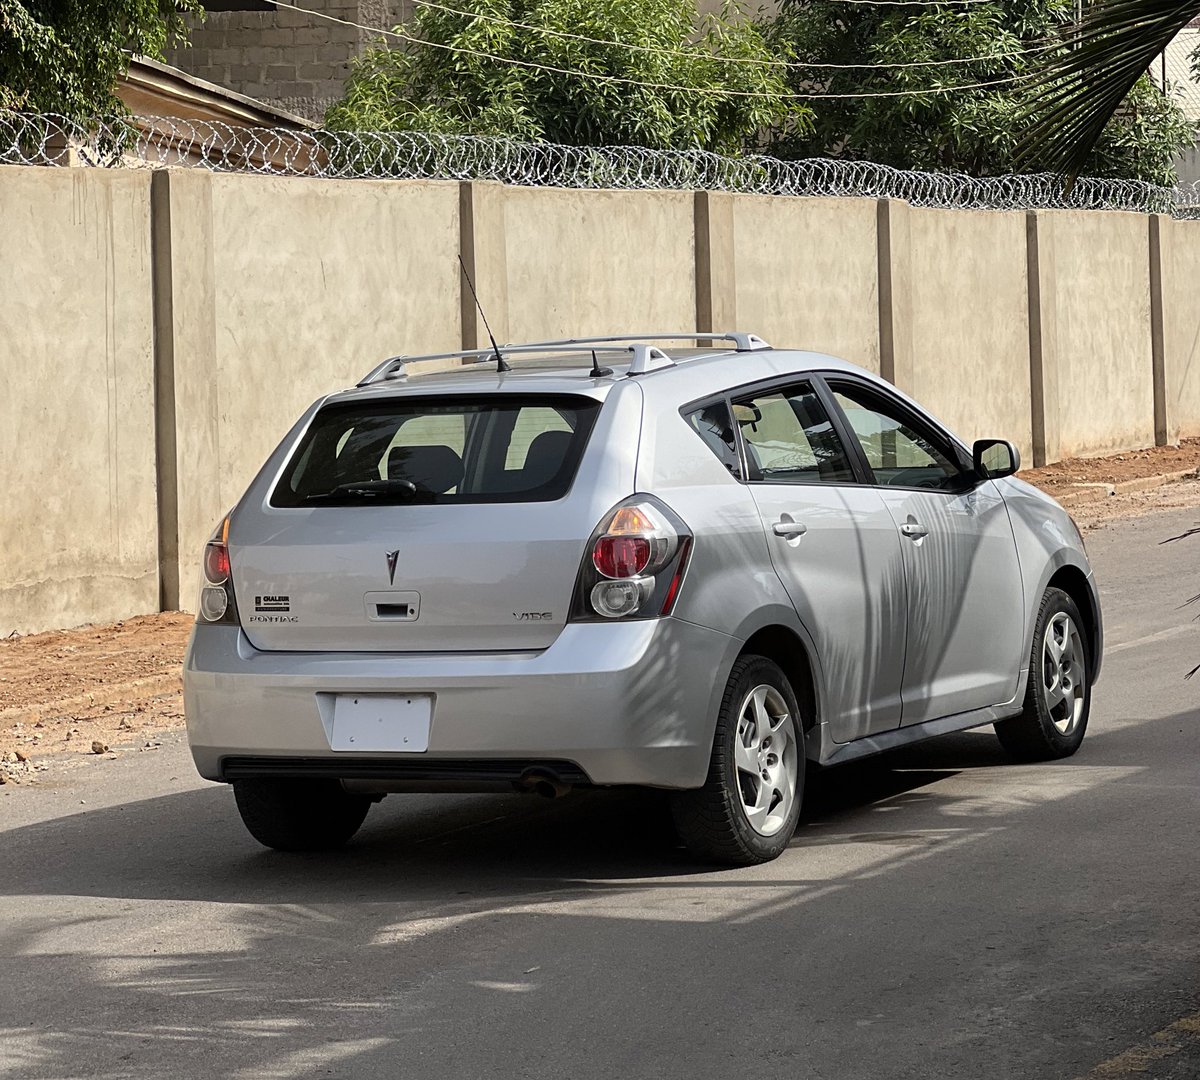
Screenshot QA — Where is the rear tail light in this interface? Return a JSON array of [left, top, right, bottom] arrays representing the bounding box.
[[198, 514, 239, 625], [571, 497, 693, 622]]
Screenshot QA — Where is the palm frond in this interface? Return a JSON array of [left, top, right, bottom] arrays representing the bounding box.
[[1017, 0, 1200, 179], [1161, 524, 1200, 543]]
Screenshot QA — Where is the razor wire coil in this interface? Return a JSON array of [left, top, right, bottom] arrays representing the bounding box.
[[3, 112, 1199, 218]]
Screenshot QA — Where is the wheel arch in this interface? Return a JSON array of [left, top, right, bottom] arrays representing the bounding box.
[[739, 624, 819, 737], [1046, 563, 1102, 682]]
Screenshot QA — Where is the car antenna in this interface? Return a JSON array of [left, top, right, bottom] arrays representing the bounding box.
[[589, 349, 612, 378], [458, 254, 510, 373]]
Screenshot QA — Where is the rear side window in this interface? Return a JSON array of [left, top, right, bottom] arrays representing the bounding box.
[[732, 383, 857, 484], [684, 402, 741, 479], [273, 395, 600, 506]]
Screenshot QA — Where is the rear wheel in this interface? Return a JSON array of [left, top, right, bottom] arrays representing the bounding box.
[[671, 655, 804, 866], [232, 778, 372, 852], [994, 587, 1091, 762]]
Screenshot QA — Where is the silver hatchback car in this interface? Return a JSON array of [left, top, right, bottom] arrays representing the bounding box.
[[183, 332, 1102, 865]]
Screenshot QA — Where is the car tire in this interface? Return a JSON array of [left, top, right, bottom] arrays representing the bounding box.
[[671, 655, 805, 866], [994, 587, 1091, 762], [232, 778, 372, 852]]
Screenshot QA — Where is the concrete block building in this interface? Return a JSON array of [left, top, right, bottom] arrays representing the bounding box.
[[162, 1, 416, 123]]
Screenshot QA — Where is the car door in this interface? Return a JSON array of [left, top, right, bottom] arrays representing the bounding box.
[[729, 380, 909, 743], [824, 377, 1025, 725]]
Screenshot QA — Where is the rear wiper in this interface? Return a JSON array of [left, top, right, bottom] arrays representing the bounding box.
[[306, 478, 418, 502]]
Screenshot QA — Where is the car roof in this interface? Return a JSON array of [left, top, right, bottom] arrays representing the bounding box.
[[327, 346, 875, 406]]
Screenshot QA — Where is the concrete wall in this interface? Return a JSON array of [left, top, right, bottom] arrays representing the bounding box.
[[1038, 210, 1155, 458], [493, 186, 697, 344], [731, 195, 880, 371], [0, 167, 158, 636], [901, 205, 1033, 460], [2, 163, 1194, 634], [1160, 216, 1200, 438]]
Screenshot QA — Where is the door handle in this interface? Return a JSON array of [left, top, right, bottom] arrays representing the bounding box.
[[899, 521, 929, 540], [772, 520, 808, 538]]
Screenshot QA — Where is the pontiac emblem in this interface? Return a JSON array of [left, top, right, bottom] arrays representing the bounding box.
[[385, 549, 400, 585]]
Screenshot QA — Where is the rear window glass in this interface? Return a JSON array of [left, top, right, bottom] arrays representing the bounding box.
[[273, 395, 601, 506]]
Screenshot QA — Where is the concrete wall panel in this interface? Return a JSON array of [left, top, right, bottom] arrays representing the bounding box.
[[903, 207, 1032, 458], [498, 187, 696, 342], [1040, 210, 1154, 457], [732, 195, 879, 371], [1160, 216, 1200, 438], [0, 167, 158, 636]]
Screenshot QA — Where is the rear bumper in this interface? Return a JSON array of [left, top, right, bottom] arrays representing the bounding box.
[[183, 617, 735, 789]]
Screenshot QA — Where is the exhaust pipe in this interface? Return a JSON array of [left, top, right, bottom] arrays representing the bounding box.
[[516, 770, 571, 799]]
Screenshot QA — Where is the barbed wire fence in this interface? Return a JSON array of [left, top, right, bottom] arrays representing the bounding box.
[[4, 111, 1200, 218]]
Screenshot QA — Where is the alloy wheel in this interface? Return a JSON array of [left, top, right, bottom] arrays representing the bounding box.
[[733, 684, 798, 837], [1042, 612, 1086, 735]]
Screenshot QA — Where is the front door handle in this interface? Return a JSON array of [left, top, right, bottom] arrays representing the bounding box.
[[900, 521, 929, 540], [772, 520, 808, 538]]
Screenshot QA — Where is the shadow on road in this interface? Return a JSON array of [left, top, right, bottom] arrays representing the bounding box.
[[0, 732, 1004, 907], [2, 723, 1198, 1080]]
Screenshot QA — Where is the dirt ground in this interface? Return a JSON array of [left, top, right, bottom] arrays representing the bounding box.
[[4, 441, 1200, 786], [0, 614, 193, 784], [1020, 437, 1200, 500]]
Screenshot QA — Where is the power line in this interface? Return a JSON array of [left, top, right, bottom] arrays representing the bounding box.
[[406, 0, 1056, 72], [266, 0, 1033, 100], [825, 0, 995, 5]]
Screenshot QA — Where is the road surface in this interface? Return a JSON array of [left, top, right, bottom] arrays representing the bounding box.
[[2, 503, 1199, 1079]]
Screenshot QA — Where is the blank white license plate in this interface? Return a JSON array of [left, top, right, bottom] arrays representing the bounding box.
[[330, 694, 432, 753]]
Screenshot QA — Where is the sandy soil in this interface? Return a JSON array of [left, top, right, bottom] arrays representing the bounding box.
[[4, 446, 1200, 785], [1020, 438, 1200, 501], [1, 614, 192, 784]]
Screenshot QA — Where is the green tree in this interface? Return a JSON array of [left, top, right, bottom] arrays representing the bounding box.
[[0, 0, 200, 120], [767, 0, 1190, 184], [326, 0, 808, 154]]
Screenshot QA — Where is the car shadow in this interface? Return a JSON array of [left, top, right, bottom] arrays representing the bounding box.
[[0, 731, 1013, 909]]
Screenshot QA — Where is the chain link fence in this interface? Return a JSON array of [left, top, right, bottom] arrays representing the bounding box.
[[4, 111, 1200, 217]]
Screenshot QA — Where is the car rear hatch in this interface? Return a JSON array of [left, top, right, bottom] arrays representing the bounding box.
[[229, 389, 633, 652]]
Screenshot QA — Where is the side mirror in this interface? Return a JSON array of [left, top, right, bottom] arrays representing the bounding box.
[[973, 438, 1020, 480]]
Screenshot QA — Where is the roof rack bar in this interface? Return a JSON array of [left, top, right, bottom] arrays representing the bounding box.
[[355, 331, 771, 386], [499, 332, 771, 353]]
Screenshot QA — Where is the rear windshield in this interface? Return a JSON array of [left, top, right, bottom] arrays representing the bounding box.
[[272, 395, 601, 506]]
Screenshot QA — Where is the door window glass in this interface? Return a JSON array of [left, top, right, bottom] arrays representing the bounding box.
[[684, 402, 741, 479], [831, 384, 966, 491], [731, 384, 856, 484]]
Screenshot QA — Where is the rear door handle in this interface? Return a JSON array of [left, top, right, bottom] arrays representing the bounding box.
[[900, 522, 929, 540], [772, 520, 808, 538]]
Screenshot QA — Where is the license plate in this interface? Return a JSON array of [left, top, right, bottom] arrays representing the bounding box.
[[330, 694, 432, 752]]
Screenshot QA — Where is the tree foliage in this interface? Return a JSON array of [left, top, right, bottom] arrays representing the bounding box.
[[326, 0, 808, 154], [767, 0, 1191, 184], [0, 0, 200, 120]]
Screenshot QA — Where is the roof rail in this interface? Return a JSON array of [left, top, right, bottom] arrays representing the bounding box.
[[356, 331, 771, 386]]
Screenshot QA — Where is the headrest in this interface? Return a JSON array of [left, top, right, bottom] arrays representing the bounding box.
[[521, 429, 573, 488], [387, 444, 464, 494]]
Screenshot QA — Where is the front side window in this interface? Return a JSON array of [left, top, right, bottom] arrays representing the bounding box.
[[830, 383, 966, 492], [273, 395, 599, 506], [731, 383, 857, 484]]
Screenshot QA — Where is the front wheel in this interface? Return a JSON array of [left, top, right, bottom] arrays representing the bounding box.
[[233, 778, 372, 852], [671, 655, 805, 866], [994, 587, 1091, 762]]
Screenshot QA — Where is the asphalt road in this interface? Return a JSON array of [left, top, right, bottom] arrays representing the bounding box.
[[3, 503, 1200, 1080]]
